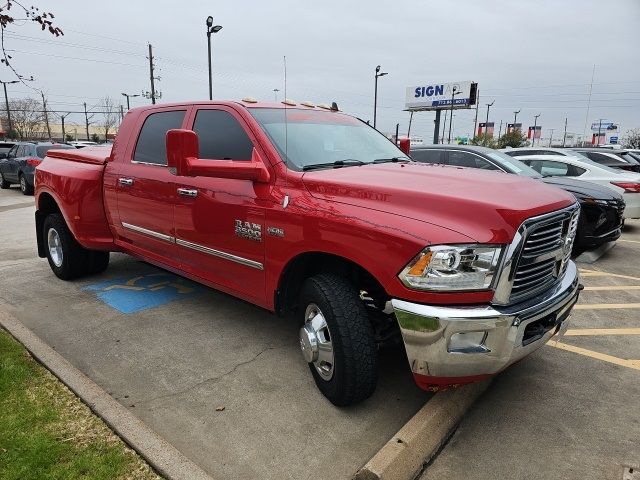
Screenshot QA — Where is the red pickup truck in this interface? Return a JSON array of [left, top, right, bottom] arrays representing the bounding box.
[[34, 100, 582, 406]]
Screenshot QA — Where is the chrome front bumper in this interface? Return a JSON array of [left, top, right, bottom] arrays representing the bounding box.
[[392, 261, 581, 380]]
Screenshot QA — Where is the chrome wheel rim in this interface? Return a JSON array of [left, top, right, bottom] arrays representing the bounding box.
[[299, 303, 334, 381], [47, 228, 63, 267], [20, 176, 26, 191]]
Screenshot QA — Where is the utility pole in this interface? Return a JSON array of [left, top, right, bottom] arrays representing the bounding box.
[[373, 65, 388, 129], [148, 43, 157, 104], [473, 89, 480, 137], [433, 110, 441, 144], [273, 88, 280, 102], [548, 128, 555, 147], [596, 118, 603, 146], [484, 100, 494, 137], [498, 120, 503, 138], [447, 87, 460, 144], [562, 118, 568, 147], [84, 102, 90, 140], [532, 113, 540, 146], [120, 104, 125, 123], [407, 111, 414, 137], [40, 91, 52, 140]]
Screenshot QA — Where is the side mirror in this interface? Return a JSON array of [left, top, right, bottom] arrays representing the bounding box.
[[166, 128, 270, 183], [399, 138, 411, 156], [166, 129, 198, 176]]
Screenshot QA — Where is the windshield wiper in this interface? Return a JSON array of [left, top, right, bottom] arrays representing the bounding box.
[[302, 159, 365, 171], [372, 156, 411, 164]]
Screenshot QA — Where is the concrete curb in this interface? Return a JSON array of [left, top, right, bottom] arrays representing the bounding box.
[[354, 380, 491, 480], [0, 309, 214, 480]]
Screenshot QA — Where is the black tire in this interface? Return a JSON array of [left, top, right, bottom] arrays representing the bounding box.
[[19, 174, 33, 195], [0, 172, 9, 189], [299, 273, 377, 406], [43, 213, 91, 280], [87, 251, 110, 275]]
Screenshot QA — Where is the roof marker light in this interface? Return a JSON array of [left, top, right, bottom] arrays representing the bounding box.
[[300, 101, 315, 108], [317, 103, 331, 110], [241, 97, 258, 103], [282, 99, 297, 106]]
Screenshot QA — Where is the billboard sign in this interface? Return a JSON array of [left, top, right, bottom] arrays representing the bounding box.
[[591, 121, 617, 132], [507, 123, 522, 133], [405, 81, 477, 111]]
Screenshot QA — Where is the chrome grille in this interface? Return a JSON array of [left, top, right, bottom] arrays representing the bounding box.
[[509, 206, 580, 303]]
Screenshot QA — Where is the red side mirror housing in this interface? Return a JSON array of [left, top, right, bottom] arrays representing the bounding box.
[[399, 138, 411, 156], [167, 129, 198, 176], [166, 129, 270, 183]]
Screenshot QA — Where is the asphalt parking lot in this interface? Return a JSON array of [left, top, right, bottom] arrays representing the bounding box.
[[421, 221, 640, 480], [1, 184, 639, 480], [0, 185, 429, 480]]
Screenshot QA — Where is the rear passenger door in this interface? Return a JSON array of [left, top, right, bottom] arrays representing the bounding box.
[[1, 145, 17, 181], [114, 108, 186, 264]]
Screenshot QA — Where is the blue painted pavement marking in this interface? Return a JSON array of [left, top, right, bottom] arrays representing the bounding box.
[[83, 273, 205, 314]]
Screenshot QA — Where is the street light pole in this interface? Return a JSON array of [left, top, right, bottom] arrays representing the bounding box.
[[373, 65, 387, 129], [273, 88, 280, 102], [532, 113, 541, 146], [513, 110, 521, 131], [121, 93, 140, 111], [206, 16, 223, 101], [562, 117, 568, 147], [484, 100, 494, 137]]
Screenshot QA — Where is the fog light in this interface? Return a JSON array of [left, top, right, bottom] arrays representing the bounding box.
[[448, 331, 489, 353]]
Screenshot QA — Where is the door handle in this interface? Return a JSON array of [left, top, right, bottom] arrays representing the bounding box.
[[177, 188, 198, 197], [118, 177, 134, 186]]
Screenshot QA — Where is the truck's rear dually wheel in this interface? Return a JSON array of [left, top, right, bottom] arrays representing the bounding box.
[[43, 213, 109, 280], [299, 273, 377, 406]]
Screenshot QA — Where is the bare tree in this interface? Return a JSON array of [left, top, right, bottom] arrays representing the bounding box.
[[100, 96, 118, 142], [622, 129, 640, 149], [6, 97, 43, 139]]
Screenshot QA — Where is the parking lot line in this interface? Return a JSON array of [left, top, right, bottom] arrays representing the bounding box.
[[574, 303, 640, 310], [551, 342, 640, 371], [579, 271, 640, 282], [565, 328, 640, 336], [619, 239, 640, 244], [583, 285, 640, 291]]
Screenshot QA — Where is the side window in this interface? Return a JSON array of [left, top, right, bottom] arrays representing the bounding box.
[[583, 152, 610, 164], [133, 110, 186, 165], [410, 149, 444, 164], [7, 145, 17, 158], [16, 146, 27, 157], [506, 150, 527, 157], [538, 160, 569, 176], [567, 164, 586, 177], [193, 110, 253, 161], [448, 151, 498, 170]]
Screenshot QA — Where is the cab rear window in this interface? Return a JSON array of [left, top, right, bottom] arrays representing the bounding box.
[[36, 145, 75, 158], [134, 110, 186, 165]]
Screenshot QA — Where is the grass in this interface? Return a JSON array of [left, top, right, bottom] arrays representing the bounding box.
[[0, 329, 161, 480]]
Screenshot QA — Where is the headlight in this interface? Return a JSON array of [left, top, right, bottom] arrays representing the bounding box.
[[399, 245, 503, 291]]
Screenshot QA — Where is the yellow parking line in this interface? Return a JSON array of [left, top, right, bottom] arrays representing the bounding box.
[[551, 342, 640, 371], [619, 239, 640, 244], [565, 328, 640, 336], [574, 303, 640, 310], [583, 285, 640, 291]]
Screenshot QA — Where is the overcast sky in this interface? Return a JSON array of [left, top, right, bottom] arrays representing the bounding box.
[[4, 0, 639, 142]]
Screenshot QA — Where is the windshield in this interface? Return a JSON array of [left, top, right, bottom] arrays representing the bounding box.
[[249, 108, 409, 171], [484, 150, 541, 178]]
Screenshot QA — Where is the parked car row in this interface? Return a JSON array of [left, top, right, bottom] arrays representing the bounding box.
[[409, 145, 633, 253], [0, 142, 75, 194]]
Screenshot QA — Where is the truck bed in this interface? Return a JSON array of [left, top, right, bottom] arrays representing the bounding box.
[[45, 146, 112, 165]]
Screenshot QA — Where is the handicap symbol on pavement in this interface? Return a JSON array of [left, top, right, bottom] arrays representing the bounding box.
[[83, 273, 205, 314]]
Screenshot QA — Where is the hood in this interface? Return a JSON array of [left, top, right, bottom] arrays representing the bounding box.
[[302, 163, 576, 244], [541, 177, 623, 200]]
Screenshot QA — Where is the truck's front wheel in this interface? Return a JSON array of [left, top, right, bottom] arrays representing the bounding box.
[[43, 213, 93, 280], [299, 274, 377, 406]]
